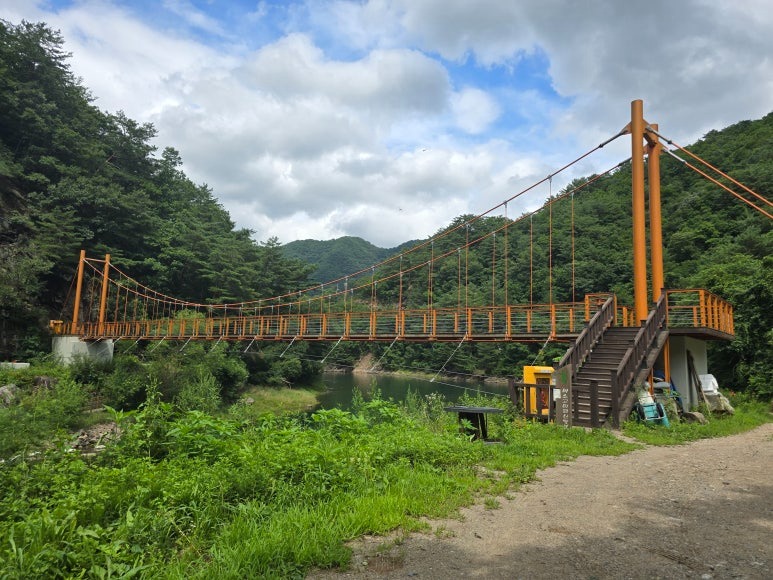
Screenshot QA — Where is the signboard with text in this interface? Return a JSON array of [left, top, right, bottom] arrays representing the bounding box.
[[554, 365, 572, 427]]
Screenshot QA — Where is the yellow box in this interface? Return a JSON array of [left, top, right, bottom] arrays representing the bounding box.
[[523, 365, 554, 415]]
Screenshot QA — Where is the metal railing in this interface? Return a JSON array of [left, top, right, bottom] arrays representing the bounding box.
[[666, 289, 734, 336], [51, 302, 598, 342]]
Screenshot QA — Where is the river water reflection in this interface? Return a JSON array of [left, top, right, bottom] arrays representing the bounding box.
[[314, 372, 511, 410]]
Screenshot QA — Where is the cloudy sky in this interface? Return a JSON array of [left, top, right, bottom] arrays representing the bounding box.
[[5, 1, 773, 247]]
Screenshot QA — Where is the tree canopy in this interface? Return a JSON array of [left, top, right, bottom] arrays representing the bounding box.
[[0, 20, 313, 357]]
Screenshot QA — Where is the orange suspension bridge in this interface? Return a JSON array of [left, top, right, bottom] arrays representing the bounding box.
[[51, 100, 770, 426], [51, 101, 760, 346]]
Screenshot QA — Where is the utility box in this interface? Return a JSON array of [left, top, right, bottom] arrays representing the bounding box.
[[523, 365, 555, 417]]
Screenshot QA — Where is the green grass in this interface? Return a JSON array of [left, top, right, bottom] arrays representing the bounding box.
[[1, 369, 769, 579], [232, 386, 320, 417], [621, 400, 772, 445]]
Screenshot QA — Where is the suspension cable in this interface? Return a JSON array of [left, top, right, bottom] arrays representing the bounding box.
[[662, 147, 773, 219], [649, 127, 772, 208], [430, 334, 468, 383]]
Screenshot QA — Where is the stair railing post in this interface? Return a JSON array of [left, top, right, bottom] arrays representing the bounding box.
[[590, 380, 599, 428], [610, 369, 620, 428]]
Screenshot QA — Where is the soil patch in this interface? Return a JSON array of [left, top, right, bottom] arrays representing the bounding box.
[[309, 423, 773, 579]]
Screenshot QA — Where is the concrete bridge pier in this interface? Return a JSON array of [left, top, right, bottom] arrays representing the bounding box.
[[52, 336, 114, 365]]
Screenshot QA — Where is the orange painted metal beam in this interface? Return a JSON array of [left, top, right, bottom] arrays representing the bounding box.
[[630, 100, 648, 323], [97, 254, 111, 335], [70, 249, 87, 334], [647, 123, 664, 303]]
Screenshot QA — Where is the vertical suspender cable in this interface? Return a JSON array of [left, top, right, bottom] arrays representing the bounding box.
[[398, 256, 404, 309], [504, 202, 509, 308], [457, 248, 461, 311], [571, 190, 577, 303], [428, 241, 434, 309], [465, 225, 470, 309], [548, 175, 553, 305], [491, 232, 496, 306], [371, 267, 376, 310], [529, 214, 534, 305]]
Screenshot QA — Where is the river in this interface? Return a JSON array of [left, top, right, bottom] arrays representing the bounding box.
[[313, 372, 512, 410]]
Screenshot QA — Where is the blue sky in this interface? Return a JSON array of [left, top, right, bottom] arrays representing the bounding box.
[[7, 0, 773, 246]]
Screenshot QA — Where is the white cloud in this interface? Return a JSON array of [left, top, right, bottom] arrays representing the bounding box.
[[5, 0, 772, 252], [162, 0, 227, 37], [451, 87, 500, 134]]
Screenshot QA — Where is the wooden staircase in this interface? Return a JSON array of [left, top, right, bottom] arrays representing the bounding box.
[[558, 293, 669, 428], [572, 327, 640, 427]]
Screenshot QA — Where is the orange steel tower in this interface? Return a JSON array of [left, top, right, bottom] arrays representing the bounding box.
[[624, 99, 664, 323]]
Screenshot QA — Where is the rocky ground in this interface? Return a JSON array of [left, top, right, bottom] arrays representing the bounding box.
[[310, 423, 773, 579]]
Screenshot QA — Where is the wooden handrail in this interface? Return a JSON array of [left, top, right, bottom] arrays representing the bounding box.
[[558, 295, 615, 381], [610, 292, 667, 427]]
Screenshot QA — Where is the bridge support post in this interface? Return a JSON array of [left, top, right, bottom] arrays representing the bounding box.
[[52, 336, 114, 365], [647, 124, 664, 302], [630, 100, 648, 324], [70, 249, 86, 334]]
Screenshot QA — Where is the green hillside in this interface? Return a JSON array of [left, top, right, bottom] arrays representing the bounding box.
[[281, 236, 418, 283], [0, 21, 313, 358]]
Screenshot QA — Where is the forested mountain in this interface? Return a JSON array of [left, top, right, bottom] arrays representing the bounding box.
[[0, 20, 770, 397], [291, 117, 772, 397], [0, 21, 313, 357], [281, 236, 418, 282]]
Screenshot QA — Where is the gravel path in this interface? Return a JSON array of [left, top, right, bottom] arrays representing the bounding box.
[[310, 423, 773, 579]]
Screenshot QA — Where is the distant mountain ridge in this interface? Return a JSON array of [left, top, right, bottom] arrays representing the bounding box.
[[281, 236, 418, 283]]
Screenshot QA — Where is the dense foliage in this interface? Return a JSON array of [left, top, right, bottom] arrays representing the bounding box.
[[281, 235, 417, 283], [0, 365, 640, 578], [0, 21, 313, 359]]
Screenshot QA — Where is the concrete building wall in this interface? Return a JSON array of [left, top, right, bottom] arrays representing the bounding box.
[[669, 336, 707, 410], [52, 336, 114, 365]]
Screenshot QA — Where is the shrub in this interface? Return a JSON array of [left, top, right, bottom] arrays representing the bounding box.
[[102, 354, 148, 409]]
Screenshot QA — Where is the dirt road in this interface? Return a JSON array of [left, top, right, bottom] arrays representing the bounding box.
[[311, 423, 773, 579]]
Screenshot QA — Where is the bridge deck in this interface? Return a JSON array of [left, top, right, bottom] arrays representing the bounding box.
[[50, 290, 733, 343]]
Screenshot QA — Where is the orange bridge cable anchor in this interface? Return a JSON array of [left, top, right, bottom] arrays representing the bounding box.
[[650, 127, 772, 208], [663, 147, 773, 220]]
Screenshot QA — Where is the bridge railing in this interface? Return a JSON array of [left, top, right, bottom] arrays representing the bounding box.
[[53, 301, 604, 342], [665, 289, 734, 336], [558, 295, 616, 378]]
